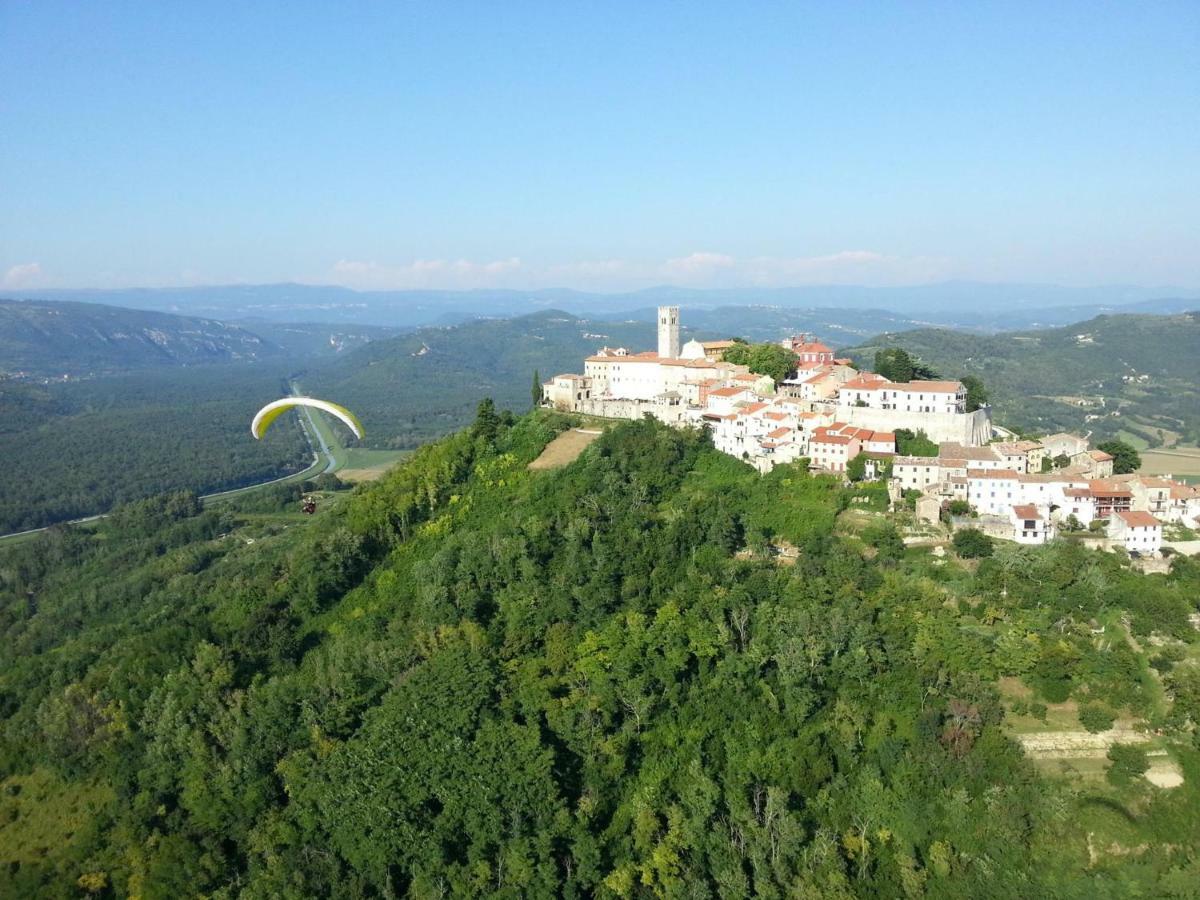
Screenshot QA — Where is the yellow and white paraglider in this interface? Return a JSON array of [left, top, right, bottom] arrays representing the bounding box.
[[250, 397, 364, 441]]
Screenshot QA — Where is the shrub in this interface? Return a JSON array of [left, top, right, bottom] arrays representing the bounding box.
[[1078, 704, 1117, 733], [1106, 743, 1149, 785], [948, 499, 970, 516], [952, 528, 994, 559], [1037, 677, 1072, 704]]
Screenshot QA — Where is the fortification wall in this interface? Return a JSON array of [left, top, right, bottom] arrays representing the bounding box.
[[842, 406, 993, 445], [573, 397, 692, 426]]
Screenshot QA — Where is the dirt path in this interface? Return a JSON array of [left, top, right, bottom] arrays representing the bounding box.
[[528, 429, 602, 471]]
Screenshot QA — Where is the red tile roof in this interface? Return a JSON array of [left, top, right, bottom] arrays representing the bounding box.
[[794, 341, 833, 354], [842, 374, 890, 390], [1116, 510, 1161, 528], [1087, 480, 1133, 496], [1012, 504, 1042, 520]]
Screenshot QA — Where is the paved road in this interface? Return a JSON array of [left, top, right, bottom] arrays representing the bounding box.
[[299, 403, 338, 474], [0, 396, 336, 545]]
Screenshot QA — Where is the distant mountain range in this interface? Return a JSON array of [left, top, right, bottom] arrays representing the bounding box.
[[13, 281, 1199, 331], [0, 298, 404, 378], [841, 311, 1200, 446]]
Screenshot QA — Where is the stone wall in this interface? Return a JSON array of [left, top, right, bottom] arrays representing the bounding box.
[[573, 397, 692, 425], [842, 406, 993, 445]]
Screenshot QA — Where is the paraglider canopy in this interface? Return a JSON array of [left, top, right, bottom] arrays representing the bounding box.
[[251, 397, 364, 440]]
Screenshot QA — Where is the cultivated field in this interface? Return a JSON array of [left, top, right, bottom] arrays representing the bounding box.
[[1139, 446, 1200, 481]]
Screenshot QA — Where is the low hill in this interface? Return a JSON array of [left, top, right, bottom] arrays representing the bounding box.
[[842, 312, 1200, 445]]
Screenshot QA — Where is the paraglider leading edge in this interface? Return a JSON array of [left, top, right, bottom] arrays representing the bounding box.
[[251, 397, 365, 441]]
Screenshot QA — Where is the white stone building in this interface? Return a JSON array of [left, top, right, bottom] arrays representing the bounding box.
[[1107, 510, 1163, 555], [1010, 504, 1055, 544], [837, 376, 968, 415]]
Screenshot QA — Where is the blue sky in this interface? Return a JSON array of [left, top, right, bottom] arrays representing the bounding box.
[[2, 2, 1198, 292]]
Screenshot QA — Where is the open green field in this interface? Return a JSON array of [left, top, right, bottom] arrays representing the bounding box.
[[1116, 429, 1152, 450]]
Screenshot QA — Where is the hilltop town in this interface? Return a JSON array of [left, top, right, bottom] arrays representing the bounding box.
[[545, 307, 1200, 554]]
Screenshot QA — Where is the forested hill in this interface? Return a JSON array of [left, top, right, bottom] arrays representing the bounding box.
[[0, 298, 286, 377], [302, 310, 656, 449], [0, 299, 401, 378], [2, 411, 1199, 896], [843, 312, 1200, 445]]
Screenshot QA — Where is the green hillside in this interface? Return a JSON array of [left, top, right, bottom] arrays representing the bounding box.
[[843, 312, 1200, 445], [2, 412, 1198, 896]]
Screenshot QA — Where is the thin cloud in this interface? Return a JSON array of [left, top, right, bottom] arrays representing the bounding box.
[[324, 250, 949, 291], [332, 257, 523, 289], [3, 262, 44, 288]]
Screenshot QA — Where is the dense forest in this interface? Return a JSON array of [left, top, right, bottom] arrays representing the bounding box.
[[0, 367, 310, 533], [843, 312, 1200, 446], [1, 411, 1197, 897]]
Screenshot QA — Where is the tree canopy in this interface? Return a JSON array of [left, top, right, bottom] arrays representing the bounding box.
[[721, 341, 798, 383], [2, 410, 1199, 897], [1097, 438, 1142, 474], [873, 347, 938, 383]]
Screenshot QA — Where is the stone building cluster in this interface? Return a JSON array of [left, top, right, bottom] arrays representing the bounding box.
[[543, 306, 990, 473], [895, 433, 1200, 554]]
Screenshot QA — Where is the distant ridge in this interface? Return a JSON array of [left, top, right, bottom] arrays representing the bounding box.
[[0, 298, 403, 378], [14, 281, 1199, 331]]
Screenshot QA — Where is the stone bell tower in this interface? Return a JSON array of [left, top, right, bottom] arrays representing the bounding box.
[[657, 305, 680, 359]]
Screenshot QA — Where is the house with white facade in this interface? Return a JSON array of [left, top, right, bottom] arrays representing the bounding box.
[[1167, 483, 1200, 527], [1108, 510, 1163, 555], [1061, 487, 1098, 527], [966, 470, 1024, 516], [837, 376, 968, 415], [1010, 504, 1055, 544]]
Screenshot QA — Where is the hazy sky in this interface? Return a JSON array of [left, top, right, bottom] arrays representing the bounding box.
[[2, 2, 1198, 292]]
